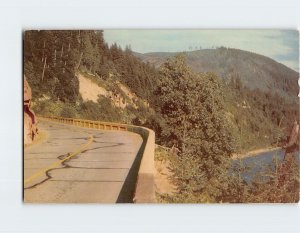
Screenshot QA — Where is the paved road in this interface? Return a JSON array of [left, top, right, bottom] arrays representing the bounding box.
[[24, 120, 143, 203]]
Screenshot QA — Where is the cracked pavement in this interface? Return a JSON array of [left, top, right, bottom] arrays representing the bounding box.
[[24, 120, 142, 203]]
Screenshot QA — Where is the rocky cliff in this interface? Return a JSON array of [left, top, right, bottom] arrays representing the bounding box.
[[24, 76, 38, 145]]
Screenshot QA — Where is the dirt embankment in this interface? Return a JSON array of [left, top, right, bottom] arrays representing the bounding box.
[[155, 160, 176, 195], [78, 72, 151, 110], [78, 73, 134, 109], [154, 147, 176, 200], [78, 73, 108, 102]]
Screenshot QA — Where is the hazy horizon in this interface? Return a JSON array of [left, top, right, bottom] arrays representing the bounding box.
[[104, 29, 299, 72]]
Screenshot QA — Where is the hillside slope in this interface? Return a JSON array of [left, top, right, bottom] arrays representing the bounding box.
[[78, 71, 150, 110], [135, 48, 299, 101], [78, 73, 108, 102]]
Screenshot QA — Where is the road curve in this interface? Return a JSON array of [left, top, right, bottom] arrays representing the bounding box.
[[24, 120, 143, 203]]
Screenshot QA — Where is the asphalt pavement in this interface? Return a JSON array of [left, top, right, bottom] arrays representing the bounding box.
[[24, 120, 143, 203]]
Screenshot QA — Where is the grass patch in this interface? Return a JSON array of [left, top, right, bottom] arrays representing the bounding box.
[[155, 146, 170, 162]]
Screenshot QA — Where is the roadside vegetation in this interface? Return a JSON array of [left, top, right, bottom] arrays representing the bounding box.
[[24, 30, 299, 203]]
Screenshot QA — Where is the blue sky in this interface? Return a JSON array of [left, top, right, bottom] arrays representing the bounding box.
[[104, 30, 299, 72]]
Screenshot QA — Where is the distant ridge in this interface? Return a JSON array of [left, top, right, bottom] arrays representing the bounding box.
[[134, 48, 299, 101]]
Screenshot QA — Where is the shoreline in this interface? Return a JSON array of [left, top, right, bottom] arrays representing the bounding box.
[[231, 146, 282, 160]]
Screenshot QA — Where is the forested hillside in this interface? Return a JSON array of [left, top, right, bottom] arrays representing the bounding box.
[[24, 30, 160, 123], [154, 55, 299, 203], [224, 76, 298, 151], [24, 30, 298, 152], [136, 48, 299, 151], [135, 48, 299, 102], [24, 30, 159, 103]]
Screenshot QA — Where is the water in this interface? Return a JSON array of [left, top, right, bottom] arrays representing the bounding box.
[[233, 149, 299, 183]]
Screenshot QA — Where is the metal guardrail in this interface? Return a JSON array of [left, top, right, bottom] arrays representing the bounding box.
[[40, 116, 128, 131], [39, 116, 156, 203]]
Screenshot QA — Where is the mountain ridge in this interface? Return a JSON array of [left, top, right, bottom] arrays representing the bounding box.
[[134, 48, 299, 102]]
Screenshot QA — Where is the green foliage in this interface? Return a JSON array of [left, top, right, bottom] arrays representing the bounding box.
[[24, 30, 80, 102], [246, 156, 299, 203], [143, 114, 165, 144], [60, 103, 78, 118], [221, 159, 252, 203], [154, 146, 170, 162], [32, 100, 65, 117], [131, 117, 142, 126], [79, 96, 122, 122], [157, 54, 236, 202], [24, 30, 161, 126], [225, 76, 299, 152]]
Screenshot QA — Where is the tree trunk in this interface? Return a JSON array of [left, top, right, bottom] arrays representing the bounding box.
[[60, 45, 64, 59], [41, 56, 47, 81], [42, 40, 46, 62], [76, 52, 83, 70], [53, 49, 57, 67]]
